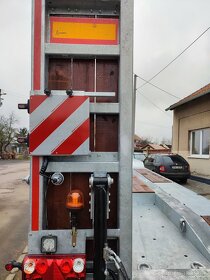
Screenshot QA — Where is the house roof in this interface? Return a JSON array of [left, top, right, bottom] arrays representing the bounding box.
[[134, 134, 141, 141], [166, 83, 210, 111], [142, 144, 169, 150]]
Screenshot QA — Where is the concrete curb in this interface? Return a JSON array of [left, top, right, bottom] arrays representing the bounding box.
[[190, 175, 210, 185], [5, 246, 28, 280]]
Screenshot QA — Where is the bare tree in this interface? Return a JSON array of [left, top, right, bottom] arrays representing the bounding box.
[[0, 113, 17, 154], [15, 127, 28, 155], [161, 137, 172, 145], [139, 136, 154, 146]]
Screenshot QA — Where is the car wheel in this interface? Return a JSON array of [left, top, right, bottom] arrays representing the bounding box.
[[180, 178, 187, 184]]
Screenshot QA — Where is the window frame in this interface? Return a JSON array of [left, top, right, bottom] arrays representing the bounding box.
[[189, 128, 210, 158]]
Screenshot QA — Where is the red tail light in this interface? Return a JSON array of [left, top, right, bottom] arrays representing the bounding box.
[[5, 263, 13, 271], [60, 259, 73, 274], [159, 165, 166, 172], [36, 259, 48, 275], [22, 255, 86, 279]]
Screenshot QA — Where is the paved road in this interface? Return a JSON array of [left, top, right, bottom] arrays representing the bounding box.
[[0, 160, 29, 280], [182, 179, 210, 200]]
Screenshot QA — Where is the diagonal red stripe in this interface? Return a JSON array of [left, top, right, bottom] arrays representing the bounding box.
[[52, 118, 89, 155], [30, 97, 88, 153], [30, 96, 47, 113]]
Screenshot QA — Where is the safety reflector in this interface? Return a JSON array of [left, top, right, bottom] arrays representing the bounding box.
[[50, 17, 119, 45], [29, 95, 90, 156]]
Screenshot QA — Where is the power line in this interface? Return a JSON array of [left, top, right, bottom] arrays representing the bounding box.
[[137, 26, 210, 90], [135, 74, 180, 100], [136, 120, 171, 128], [136, 89, 172, 119]]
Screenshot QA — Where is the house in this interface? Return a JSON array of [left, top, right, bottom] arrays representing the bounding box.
[[166, 83, 210, 177], [142, 144, 170, 155]]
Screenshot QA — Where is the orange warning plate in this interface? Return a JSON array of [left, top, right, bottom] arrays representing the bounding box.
[[50, 17, 119, 45]]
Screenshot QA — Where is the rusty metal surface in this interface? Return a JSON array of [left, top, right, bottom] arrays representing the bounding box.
[[46, 173, 71, 229], [201, 216, 210, 226], [136, 168, 171, 183], [133, 176, 154, 193]]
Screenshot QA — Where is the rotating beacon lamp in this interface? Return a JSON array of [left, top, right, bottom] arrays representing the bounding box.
[[66, 190, 84, 247]]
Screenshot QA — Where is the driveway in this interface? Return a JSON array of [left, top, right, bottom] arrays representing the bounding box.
[[0, 160, 29, 280], [182, 179, 210, 200]]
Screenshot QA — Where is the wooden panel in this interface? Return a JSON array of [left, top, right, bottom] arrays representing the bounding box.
[[48, 58, 72, 90], [73, 59, 95, 92], [201, 216, 210, 226], [135, 169, 171, 183], [70, 173, 92, 229], [96, 59, 119, 103], [46, 174, 70, 229], [133, 176, 155, 193], [46, 173, 118, 229], [48, 58, 119, 103], [95, 115, 118, 152]]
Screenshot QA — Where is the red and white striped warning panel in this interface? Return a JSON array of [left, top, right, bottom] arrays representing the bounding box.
[[29, 95, 90, 156]]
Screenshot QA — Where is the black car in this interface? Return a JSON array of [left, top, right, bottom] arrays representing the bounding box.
[[143, 154, 190, 183]]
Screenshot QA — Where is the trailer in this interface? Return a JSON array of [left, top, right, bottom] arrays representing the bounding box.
[[6, 0, 133, 279], [5, 0, 210, 279]]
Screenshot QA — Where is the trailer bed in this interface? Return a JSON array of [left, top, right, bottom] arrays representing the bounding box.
[[132, 167, 210, 279]]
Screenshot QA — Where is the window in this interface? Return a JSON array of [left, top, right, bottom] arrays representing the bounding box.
[[190, 128, 210, 157]]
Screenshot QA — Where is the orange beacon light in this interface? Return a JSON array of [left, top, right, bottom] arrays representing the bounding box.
[[66, 190, 84, 211]]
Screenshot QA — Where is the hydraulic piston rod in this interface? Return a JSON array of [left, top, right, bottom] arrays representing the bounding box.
[[90, 173, 113, 280]]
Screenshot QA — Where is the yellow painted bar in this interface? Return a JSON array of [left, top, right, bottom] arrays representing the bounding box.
[[52, 21, 117, 41]]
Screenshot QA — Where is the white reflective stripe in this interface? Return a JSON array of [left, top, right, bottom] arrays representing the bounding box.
[[72, 138, 90, 155], [32, 100, 89, 155], [30, 95, 67, 132], [31, 90, 115, 97]]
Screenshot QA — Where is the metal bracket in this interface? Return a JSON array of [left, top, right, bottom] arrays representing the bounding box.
[[31, 90, 115, 97], [89, 173, 113, 220]]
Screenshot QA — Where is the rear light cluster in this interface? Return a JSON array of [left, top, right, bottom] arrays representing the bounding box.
[[23, 255, 86, 279], [159, 165, 166, 172]]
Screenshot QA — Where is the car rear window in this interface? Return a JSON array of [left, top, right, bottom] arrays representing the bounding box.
[[163, 155, 187, 165]]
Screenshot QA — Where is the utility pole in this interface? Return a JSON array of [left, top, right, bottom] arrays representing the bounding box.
[[0, 89, 7, 107]]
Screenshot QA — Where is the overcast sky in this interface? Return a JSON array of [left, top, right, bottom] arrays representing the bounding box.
[[0, 0, 210, 143]]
